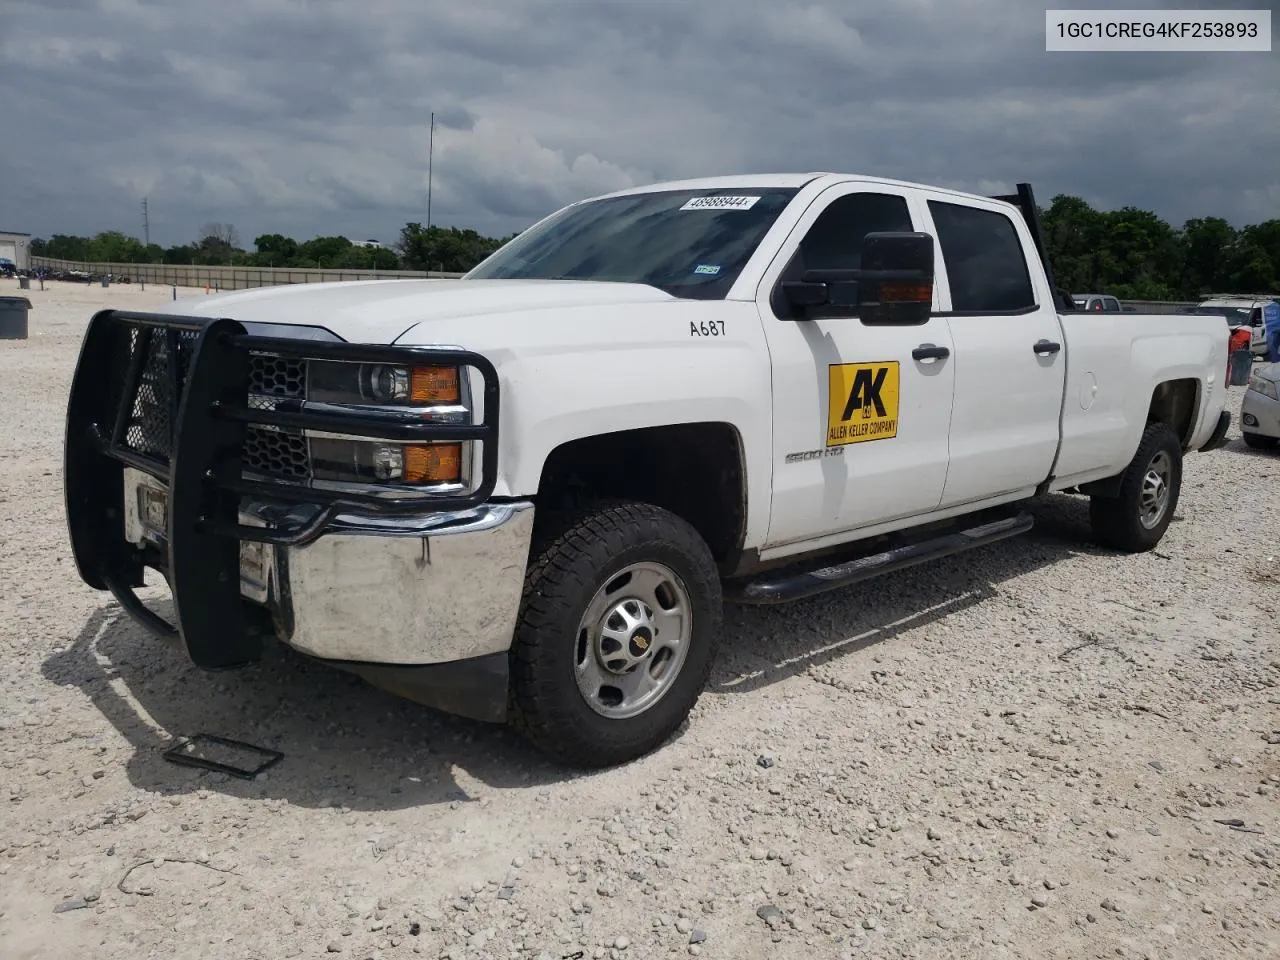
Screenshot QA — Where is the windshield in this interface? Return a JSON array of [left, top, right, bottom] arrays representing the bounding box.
[[465, 187, 800, 299], [1197, 306, 1251, 325]]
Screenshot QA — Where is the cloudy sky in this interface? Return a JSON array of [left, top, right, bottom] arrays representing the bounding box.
[[2, 0, 1277, 248]]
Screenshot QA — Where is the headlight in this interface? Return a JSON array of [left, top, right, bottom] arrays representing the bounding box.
[[309, 361, 462, 407], [1248, 375, 1279, 400], [243, 356, 472, 492], [309, 438, 464, 486], [307, 360, 470, 487]]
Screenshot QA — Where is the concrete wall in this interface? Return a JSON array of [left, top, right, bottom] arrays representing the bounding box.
[[1118, 300, 1199, 314], [30, 256, 465, 290], [26, 258, 1209, 316]]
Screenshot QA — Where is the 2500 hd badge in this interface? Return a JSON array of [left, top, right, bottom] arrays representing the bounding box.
[[784, 447, 846, 464]]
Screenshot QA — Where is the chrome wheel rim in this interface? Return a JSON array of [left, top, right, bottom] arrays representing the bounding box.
[[1139, 450, 1172, 529], [574, 561, 692, 720]]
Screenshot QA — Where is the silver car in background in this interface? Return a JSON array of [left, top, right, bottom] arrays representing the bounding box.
[[1241, 363, 1280, 450]]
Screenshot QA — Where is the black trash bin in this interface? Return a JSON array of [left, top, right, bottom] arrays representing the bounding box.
[[0, 296, 32, 340], [1228, 348, 1253, 386]]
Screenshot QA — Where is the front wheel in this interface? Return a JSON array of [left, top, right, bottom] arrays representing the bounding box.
[[508, 500, 722, 768], [1089, 421, 1182, 553]]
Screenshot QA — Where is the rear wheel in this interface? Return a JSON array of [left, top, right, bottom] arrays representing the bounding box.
[[1089, 421, 1182, 553], [508, 500, 722, 768], [1243, 432, 1278, 450]]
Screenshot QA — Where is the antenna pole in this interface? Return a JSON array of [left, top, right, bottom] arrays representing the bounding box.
[[142, 197, 150, 247], [426, 111, 435, 234]]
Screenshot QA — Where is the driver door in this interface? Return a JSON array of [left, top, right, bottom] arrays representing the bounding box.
[[756, 184, 955, 552]]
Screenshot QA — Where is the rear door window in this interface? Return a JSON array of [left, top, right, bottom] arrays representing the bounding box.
[[927, 200, 1036, 313]]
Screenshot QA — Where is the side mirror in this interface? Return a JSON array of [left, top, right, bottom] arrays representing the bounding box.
[[779, 231, 934, 325], [856, 232, 934, 326]]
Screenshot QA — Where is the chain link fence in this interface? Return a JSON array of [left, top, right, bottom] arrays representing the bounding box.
[[30, 257, 465, 290]]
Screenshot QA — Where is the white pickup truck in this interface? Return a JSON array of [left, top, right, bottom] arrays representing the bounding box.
[[63, 174, 1232, 768]]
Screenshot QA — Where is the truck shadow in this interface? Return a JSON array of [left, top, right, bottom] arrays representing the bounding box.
[[42, 603, 573, 813], [42, 493, 1111, 809], [709, 492, 1113, 695]]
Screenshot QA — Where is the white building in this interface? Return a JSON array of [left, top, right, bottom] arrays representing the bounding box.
[[0, 231, 31, 270]]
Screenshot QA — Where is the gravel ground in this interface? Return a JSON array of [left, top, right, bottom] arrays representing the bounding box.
[[2, 279, 1277, 960]]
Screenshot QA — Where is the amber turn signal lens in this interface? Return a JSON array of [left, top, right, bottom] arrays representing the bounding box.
[[410, 366, 460, 404], [403, 443, 462, 484], [880, 282, 932, 302]]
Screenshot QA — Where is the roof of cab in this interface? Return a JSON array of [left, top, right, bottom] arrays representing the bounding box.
[[1199, 295, 1277, 307], [584, 172, 1022, 209]]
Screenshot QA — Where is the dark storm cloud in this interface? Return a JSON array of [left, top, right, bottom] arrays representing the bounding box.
[[434, 107, 478, 132], [1, 0, 1275, 250]]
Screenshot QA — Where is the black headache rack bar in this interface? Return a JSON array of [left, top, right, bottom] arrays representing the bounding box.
[[986, 182, 1073, 314], [63, 309, 500, 670]]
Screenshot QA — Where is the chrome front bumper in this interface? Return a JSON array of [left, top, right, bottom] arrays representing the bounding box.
[[123, 467, 536, 667]]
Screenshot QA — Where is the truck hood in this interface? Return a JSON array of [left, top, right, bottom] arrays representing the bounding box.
[[178, 278, 677, 343]]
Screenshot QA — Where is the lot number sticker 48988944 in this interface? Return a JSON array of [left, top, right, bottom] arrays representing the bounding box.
[[826, 361, 900, 446]]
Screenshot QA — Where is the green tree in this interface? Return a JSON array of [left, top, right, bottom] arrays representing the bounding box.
[[1041, 194, 1106, 292], [36, 233, 92, 261], [1178, 217, 1237, 297], [1093, 207, 1181, 299], [1223, 220, 1280, 292], [251, 233, 299, 266], [327, 244, 402, 270], [193, 222, 244, 265], [163, 244, 195, 265], [87, 230, 148, 263], [192, 235, 237, 266], [296, 235, 354, 268], [368, 245, 402, 270], [397, 223, 506, 272]]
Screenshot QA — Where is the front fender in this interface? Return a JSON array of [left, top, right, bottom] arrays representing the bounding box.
[[397, 300, 776, 550]]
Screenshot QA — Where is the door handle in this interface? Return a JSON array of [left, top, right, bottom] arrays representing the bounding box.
[[1033, 339, 1062, 356], [912, 344, 950, 362]]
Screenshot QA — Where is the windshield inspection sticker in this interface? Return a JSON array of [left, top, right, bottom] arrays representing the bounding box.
[[826, 361, 900, 446], [680, 195, 761, 211], [693, 264, 721, 275]]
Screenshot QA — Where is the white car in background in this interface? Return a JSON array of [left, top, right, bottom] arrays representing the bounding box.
[[1241, 363, 1280, 450], [1196, 295, 1275, 356]]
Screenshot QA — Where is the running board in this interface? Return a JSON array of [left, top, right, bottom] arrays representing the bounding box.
[[725, 512, 1034, 604]]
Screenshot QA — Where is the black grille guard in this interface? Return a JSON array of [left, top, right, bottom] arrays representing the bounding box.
[[63, 309, 500, 669]]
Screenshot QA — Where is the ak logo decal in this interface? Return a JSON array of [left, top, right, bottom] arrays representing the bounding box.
[[826, 361, 900, 446]]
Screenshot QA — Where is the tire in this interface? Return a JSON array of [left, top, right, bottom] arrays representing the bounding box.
[[1089, 421, 1182, 553], [1243, 432, 1278, 450], [508, 500, 722, 768]]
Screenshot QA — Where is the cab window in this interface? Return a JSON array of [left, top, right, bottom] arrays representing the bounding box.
[[772, 191, 914, 320], [927, 200, 1036, 314]]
